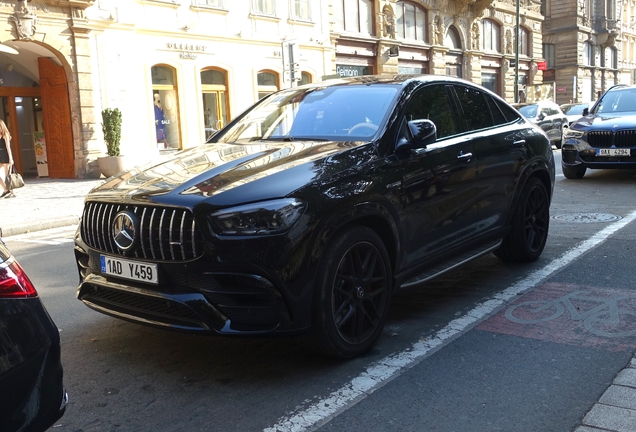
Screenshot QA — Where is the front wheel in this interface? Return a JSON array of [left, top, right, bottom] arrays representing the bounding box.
[[494, 177, 550, 262], [562, 164, 586, 179], [306, 226, 392, 358]]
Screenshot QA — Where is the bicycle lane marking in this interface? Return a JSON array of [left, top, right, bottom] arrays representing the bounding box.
[[264, 210, 636, 432], [478, 283, 636, 352]]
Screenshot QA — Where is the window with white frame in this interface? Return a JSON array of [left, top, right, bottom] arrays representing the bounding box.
[[333, 0, 374, 35], [291, 0, 311, 21], [518, 27, 529, 56], [481, 19, 500, 53], [582, 41, 593, 66], [605, 47, 617, 69], [395, 1, 427, 42], [195, 0, 224, 7], [252, 0, 276, 16]]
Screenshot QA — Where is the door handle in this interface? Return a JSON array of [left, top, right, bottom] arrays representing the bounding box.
[[513, 140, 526, 147], [457, 151, 473, 161]]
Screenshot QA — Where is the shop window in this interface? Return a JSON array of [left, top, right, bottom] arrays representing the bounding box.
[[481, 20, 500, 53], [396, 1, 427, 42], [445, 26, 461, 49], [543, 43, 555, 68], [151, 65, 181, 151], [201, 68, 229, 140], [299, 72, 312, 86], [251, 0, 276, 16], [445, 64, 461, 78], [583, 41, 593, 66], [257, 71, 279, 100], [291, 0, 311, 21], [333, 0, 374, 35], [519, 27, 529, 56], [481, 72, 499, 95]]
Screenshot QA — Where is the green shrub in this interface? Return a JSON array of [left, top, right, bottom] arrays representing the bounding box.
[[101, 108, 122, 156]]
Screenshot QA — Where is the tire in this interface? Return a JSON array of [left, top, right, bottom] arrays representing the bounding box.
[[562, 164, 586, 179], [494, 177, 550, 262], [305, 226, 392, 358]]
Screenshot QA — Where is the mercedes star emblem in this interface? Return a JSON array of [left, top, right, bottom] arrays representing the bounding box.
[[112, 211, 138, 251]]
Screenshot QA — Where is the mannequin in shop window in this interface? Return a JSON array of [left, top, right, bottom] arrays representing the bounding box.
[[154, 93, 169, 149], [0, 119, 15, 198]]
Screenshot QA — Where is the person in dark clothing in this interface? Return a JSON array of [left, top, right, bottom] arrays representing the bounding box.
[[0, 119, 15, 198]]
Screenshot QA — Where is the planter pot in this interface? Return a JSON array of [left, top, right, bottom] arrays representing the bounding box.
[[97, 156, 127, 178]]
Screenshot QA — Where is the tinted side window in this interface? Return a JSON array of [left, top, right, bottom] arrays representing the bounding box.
[[485, 95, 508, 125], [453, 85, 494, 131], [405, 84, 459, 139], [495, 98, 522, 123]]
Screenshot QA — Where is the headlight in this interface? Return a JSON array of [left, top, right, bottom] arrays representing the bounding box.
[[209, 199, 306, 236], [563, 128, 584, 139]]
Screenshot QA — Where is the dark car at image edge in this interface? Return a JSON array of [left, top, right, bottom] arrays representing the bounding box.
[[75, 75, 555, 358], [562, 84, 636, 179], [0, 239, 67, 431]]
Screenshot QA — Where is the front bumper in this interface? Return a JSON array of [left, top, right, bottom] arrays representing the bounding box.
[[74, 235, 312, 336], [562, 143, 636, 169]]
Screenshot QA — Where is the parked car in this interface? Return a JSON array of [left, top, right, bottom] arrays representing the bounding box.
[[561, 102, 595, 126], [0, 239, 67, 431], [513, 100, 568, 148], [562, 84, 636, 179], [74, 75, 555, 358]]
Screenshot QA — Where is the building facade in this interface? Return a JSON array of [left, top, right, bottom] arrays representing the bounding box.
[[542, 0, 621, 104]]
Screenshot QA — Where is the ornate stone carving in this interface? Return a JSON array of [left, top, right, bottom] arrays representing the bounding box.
[[382, 5, 396, 39], [11, 0, 37, 40], [505, 28, 513, 54], [470, 21, 480, 50], [434, 14, 445, 45]]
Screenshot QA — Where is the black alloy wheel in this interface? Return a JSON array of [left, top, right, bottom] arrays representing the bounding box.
[[307, 226, 392, 358], [495, 177, 550, 262]]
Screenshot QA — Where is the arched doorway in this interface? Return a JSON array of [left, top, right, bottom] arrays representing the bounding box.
[[0, 42, 73, 178]]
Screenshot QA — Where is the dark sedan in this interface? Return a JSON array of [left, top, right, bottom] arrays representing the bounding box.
[[75, 75, 555, 358], [562, 84, 636, 179], [513, 100, 568, 148], [0, 239, 67, 431]]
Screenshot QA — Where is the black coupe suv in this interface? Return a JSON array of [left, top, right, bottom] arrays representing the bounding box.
[[75, 75, 555, 358], [562, 84, 636, 179]]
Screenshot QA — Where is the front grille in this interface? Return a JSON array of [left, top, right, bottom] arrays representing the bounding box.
[[587, 130, 636, 148], [81, 202, 205, 261]]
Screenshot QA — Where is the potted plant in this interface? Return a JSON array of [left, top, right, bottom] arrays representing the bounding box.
[[97, 107, 127, 177]]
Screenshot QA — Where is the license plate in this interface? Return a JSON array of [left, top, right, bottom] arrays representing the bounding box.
[[100, 255, 158, 284], [596, 148, 630, 156]]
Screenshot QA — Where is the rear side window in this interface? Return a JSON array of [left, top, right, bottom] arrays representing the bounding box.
[[494, 98, 522, 123], [405, 84, 459, 139], [453, 85, 494, 131], [485, 95, 508, 125]]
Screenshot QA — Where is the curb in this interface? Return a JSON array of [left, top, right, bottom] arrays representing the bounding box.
[[0, 216, 80, 238]]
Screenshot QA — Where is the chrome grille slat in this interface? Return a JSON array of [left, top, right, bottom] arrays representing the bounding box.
[[79, 202, 203, 262]]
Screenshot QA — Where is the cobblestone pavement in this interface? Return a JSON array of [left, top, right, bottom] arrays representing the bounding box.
[[0, 177, 103, 237]]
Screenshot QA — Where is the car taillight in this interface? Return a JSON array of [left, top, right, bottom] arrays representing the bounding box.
[[0, 260, 37, 298]]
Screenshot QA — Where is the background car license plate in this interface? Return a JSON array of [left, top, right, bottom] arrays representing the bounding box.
[[596, 148, 630, 156], [100, 255, 158, 284]]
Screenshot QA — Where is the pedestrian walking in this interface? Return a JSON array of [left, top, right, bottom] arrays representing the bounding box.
[[0, 119, 15, 198]]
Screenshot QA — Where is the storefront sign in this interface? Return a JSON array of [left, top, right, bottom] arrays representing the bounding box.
[[33, 131, 48, 177], [336, 65, 371, 77], [557, 86, 567, 93], [165, 42, 208, 60]]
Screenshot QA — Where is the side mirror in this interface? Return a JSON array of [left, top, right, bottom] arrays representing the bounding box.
[[582, 108, 589, 116], [537, 112, 546, 121], [408, 119, 437, 146]]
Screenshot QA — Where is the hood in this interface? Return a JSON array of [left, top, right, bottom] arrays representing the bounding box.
[[88, 140, 376, 207], [574, 112, 636, 129]]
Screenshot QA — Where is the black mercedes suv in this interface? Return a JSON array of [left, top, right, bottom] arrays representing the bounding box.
[[75, 75, 555, 358]]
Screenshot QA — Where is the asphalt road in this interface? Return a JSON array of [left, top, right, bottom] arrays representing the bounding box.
[[6, 151, 636, 431]]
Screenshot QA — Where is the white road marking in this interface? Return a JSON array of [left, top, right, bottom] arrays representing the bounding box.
[[264, 210, 636, 432], [7, 225, 77, 245]]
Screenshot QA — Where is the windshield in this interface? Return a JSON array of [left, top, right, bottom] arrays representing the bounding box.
[[518, 104, 539, 118], [562, 104, 588, 115], [595, 88, 636, 114], [218, 85, 399, 144]]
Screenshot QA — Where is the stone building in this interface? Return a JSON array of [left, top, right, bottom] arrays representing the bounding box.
[[542, 0, 621, 104], [618, 0, 636, 85], [329, 0, 545, 102]]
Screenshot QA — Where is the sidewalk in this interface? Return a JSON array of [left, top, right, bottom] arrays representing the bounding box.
[[0, 177, 103, 237]]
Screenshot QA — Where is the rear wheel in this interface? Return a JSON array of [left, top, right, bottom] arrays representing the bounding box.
[[306, 226, 392, 358], [495, 177, 549, 262], [562, 164, 586, 179]]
